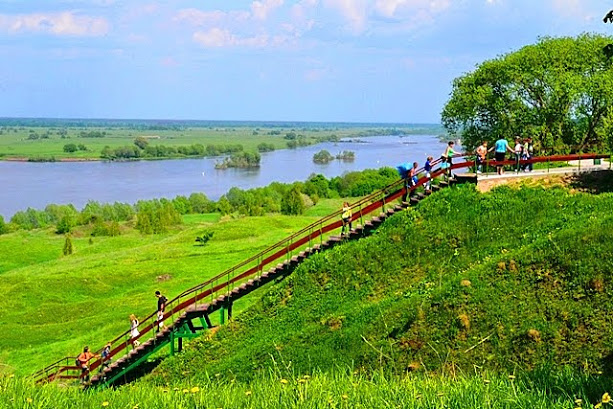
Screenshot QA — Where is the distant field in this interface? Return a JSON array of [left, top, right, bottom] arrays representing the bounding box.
[[0, 120, 444, 161], [0, 198, 346, 375]]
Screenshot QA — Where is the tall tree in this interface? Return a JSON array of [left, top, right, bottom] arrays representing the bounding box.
[[442, 34, 613, 153]]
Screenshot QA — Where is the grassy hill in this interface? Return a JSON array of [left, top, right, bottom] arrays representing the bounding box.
[[150, 183, 613, 383], [3, 181, 613, 408]]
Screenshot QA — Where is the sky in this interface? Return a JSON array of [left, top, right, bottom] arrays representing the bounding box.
[[0, 0, 610, 123]]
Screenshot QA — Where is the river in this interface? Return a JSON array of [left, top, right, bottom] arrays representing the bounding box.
[[0, 134, 448, 218]]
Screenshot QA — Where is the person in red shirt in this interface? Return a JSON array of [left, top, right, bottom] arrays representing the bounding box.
[[76, 346, 98, 384]]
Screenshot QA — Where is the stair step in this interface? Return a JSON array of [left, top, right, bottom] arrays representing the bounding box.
[[416, 193, 426, 199], [393, 204, 403, 211], [432, 185, 441, 191]]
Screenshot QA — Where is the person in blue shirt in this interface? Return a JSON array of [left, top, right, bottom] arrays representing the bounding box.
[[488, 137, 514, 175]]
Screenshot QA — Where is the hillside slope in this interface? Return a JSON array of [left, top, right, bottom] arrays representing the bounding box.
[[153, 184, 613, 384]]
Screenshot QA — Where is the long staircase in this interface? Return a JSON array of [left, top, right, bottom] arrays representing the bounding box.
[[31, 153, 610, 388]]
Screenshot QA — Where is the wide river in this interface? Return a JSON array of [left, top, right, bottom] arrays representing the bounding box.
[[0, 134, 448, 218]]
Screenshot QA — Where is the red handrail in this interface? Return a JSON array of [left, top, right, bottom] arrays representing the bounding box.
[[32, 152, 609, 383]]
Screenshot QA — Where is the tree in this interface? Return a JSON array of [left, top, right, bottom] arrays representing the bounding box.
[[0, 215, 7, 235], [63, 235, 74, 255], [63, 143, 78, 153], [281, 186, 305, 215], [313, 150, 334, 164], [134, 136, 149, 150], [56, 214, 75, 234], [442, 34, 613, 154]]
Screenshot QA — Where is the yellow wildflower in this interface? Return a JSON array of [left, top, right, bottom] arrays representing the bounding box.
[[102, 402, 109, 407], [342, 394, 348, 400], [603, 393, 611, 404], [280, 379, 289, 384], [26, 398, 33, 403], [191, 386, 200, 393], [245, 390, 252, 396], [182, 389, 189, 394], [595, 403, 602, 409], [483, 379, 491, 384], [574, 399, 582, 405], [508, 375, 516, 380]]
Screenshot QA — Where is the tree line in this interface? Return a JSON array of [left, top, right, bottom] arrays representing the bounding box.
[[0, 167, 399, 236]]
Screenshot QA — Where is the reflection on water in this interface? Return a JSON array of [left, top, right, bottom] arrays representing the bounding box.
[[0, 135, 447, 218]]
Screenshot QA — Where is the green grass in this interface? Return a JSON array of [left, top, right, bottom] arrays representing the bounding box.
[[2, 370, 612, 408], [0, 199, 350, 375], [0, 126, 435, 160], [152, 182, 613, 385]]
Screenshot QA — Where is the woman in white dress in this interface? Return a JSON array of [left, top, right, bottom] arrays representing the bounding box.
[[129, 314, 140, 348]]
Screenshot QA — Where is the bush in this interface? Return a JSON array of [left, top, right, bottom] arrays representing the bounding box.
[[56, 214, 75, 234], [257, 143, 275, 152], [63, 143, 77, 153], [281, 186, 305, 215], [62, 235, 73, 255], [0, 215, 7, 235], [135, 199, 182, 234], [313, 150, 334, 164]]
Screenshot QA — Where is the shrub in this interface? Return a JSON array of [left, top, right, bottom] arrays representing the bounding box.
[[62, 235, 73, 255], [281, 186, 305, 215], [63, 143, 78, 153]]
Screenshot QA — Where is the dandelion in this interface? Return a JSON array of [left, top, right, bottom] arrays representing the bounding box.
[[280, 379, 289, 385], [342, 394, 348, 400], [595, 403, 602, 409], [182, 389, 189, 394], [132, 405, 139, 409], [483, 379, 491, 385], [26, 398, 32, 403], [574, 399, 582, 405], [245, 391, 252, 396], [191, 386, 200, 393], [508, 375, 516, 380], [298, 379, 306, 384], [603, 393, 611, 404], [102, 402, 109, 407], [303, 375, 310, 380]]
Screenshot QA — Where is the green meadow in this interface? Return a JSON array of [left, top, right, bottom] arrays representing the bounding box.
[[0, 198, 345, 376], [0, 124, 442, 161]]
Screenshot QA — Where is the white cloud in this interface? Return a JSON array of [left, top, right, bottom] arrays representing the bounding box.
[[174, 8, 249, 26], [323, 0, 368, 32], [251, 0, 284, 20], [193, 28, 269, 48], [374, 0, 451, 19], [0, 11, 109, 36]]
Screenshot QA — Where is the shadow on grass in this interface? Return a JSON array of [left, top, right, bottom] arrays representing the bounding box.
[[567, 170, 613, 194]]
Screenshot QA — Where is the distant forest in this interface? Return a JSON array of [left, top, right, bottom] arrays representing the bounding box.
[[0, 117, 444, 133]]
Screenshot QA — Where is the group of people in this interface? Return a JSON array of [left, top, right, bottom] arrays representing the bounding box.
[[76, 291, 168, 384], [476, 136, 535, 175]]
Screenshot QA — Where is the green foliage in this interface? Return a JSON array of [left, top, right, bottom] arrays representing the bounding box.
[[62, 235, 73, 255], [329, 167, 398, 196], [135, 200, 182, 234], [312, 149, 334, 164], [281, 185, 305, 215], [257, 142, 275, 152], [55, 214, 75, 234], [62, 143, 77, 153], [10, 208, 50, 230], [195, 230, 214, 246], [5, 371, 611, 409], [188, 193, 213, 214], [442, 34, 613, 153], [215, 151, 261, 169], [134, 136, 149, 150], [0, 215, 7, 235], [91, 220, 121, 237], [336, 150, 355, 161]]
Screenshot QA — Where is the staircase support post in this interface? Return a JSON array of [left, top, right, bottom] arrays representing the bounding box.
[[227, 300, 233, 320], [169, 330, 175, 357], [220, 306, 225, 325]]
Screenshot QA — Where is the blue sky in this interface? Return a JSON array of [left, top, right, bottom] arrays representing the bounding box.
[[0, 0, 610, 123]]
